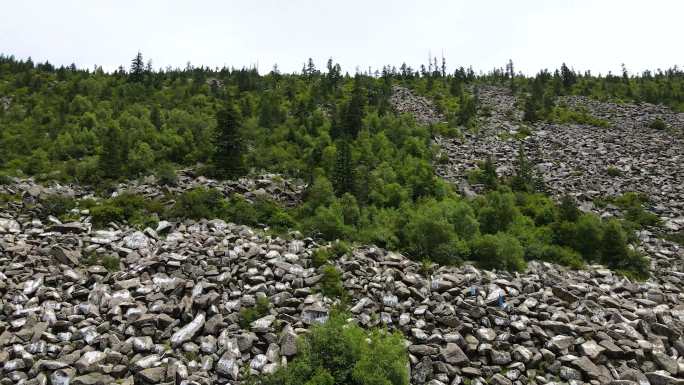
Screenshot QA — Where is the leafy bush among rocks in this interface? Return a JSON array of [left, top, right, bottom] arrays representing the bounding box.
[[259, 311, 408, 385]]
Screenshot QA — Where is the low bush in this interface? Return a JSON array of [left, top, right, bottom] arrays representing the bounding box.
[[549, 106, 611, 128], [471, 233, 526, 271], [155, 162, 178, 186], [606, 166, 622, 177], [90, 204, 124, 228], [649, 118, 668, 130], [239, 296, 271, 328], [0, 173, 13, 185], [318, 265, 346, 299], [40, 194, 77, 218], [260, 311, 408, 385], [170, 187, 225, 220]]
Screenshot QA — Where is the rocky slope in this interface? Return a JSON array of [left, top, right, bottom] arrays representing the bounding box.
[[0, 89, 683, 385], [0, 175, 684, 385], [432, 85, 684, 233]]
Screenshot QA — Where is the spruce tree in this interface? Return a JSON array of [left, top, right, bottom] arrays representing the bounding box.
[[333, 139, 355, 196], [482, 155, 498, 190], [129, 51, 144, 82], [100, 121, 125, 179], [212, 103, 246, 179], [511, 145, 534, 193], [340, 76, 364, 138]]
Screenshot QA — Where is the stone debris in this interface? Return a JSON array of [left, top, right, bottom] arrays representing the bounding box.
[[0, 87, 682, 384]]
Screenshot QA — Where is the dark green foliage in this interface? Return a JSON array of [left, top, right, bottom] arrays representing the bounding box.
[[649, 118, 668, 130], [0, 55, 661, 277], [312, 247, 333, 267], [477, 190, 519, 234], [40, 194, 76, 218], [610, 192, 661, 228], [90, 205, 125, 228], [0, 173, 13, 185], [468, 156, 497, 189], [558, 195, 581, 222], [83, 252, 120, 272], [99, 122, 126, 180], [101, 254, 121, 272], [318, 265, 346, 299], [606, 166, 622, 177], [170, 188, 224, 220], [260, 311, 408, 385], [510, 146, 535, 193], [155, 163, 178, 186], [89, 192, 160, 229], [333, 140, 355, 196], [239, 296, 271, 328], [212, 104, 246, 179], [471, 233, 526, 271], [129, 51, 145, 83], [549, 106, 611, 127]]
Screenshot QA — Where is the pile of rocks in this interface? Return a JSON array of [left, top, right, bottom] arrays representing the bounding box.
[[390, 85, 446, 126], [1, 171, 305, 208], [1, 180, 684, 385], [429, 86, 684, 233]]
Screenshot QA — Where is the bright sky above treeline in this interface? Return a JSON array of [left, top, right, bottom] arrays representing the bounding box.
[[2, 0, 682, 75]]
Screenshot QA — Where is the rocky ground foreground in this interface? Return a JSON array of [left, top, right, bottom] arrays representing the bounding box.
[[1, 88, 684, 385]]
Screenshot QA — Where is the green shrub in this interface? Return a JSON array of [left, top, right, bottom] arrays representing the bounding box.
[[471, 233, 526, 271], [305, 201, 350, 240], [558, 195, 581, 222], [611, 192, 660, 228], [0, 173, 13, 185], [239, 296, 271, 328], [40, 194, 77, 218], [649, 118, 668, 130], [477, 190, 519, 234], [556, 214, 605, 262], [155, 163, 178, 186], [261, 311, 408, 385], [537, 244, 584, 269], [606, 166, 622, 177], [253, 197, 296, 231], [90, 204, 124, 228], [101, 255, 121, 272], [550, 106, 610, 127], [225, 194, 258, 225], [319, 265, 346, 299], [312, 248, 332, 267], [401, 199, 469, 265], [170, 187, 225, 220], [329, 240, 352, 258]]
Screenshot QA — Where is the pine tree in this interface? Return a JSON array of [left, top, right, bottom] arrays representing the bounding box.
[[340, 76, 364, 138], [212, 104, 246, 179], [99, 121, 125, 179], [150, 105, 162, 130], [333, 139, 355, 196], [511, 145, 534, 193], [129, 51, 144, 82], [482, 155, 498, 189]]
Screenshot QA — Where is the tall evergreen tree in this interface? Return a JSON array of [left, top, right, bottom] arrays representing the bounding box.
[[212, 104, 246, 179], [99, 121, 125, 179], [129, 51, 144, 82], [511, 145, 534, 193], [340, 76, 364, 138], [333, 139, 355, 196]]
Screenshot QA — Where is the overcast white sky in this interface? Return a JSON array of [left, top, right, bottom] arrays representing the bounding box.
[[1, 0, 682, 75]]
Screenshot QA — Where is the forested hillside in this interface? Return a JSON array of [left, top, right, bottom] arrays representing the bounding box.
[[1, 54, 682, 278], [2, 53, 684, 385]]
